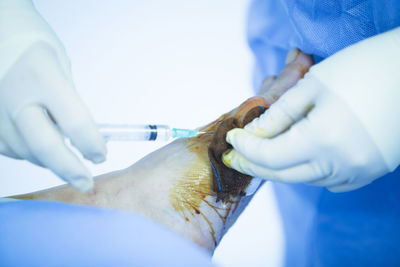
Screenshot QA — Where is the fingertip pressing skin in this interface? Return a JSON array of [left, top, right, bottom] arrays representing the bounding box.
[[243, 108, 294, 138], [225, 128, 276, 168], [225, 128, 246, 146], [224, 128, 253, 166], [221, 149, 234, 169], [222, 149, 254, 176], [70, 177, 94, 193], [222, 149, 282, 182], [223, 147, 329, 183]]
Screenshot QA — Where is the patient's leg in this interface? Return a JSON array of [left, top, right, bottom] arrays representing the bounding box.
[[14, 49, 313, 253]]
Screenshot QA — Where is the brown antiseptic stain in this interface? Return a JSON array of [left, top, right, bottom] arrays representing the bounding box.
[[169, 96, 268, 245], [168, 133, 219, 244], [12, 194, 36, 200], [168, 153, 239, 246], [209, 104, 268, 202], [206, 96, 269, 202]]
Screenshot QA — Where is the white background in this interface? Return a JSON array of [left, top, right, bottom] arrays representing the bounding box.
[[0, 1, 284, 266]]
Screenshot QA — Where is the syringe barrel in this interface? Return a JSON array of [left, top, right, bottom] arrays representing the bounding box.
[[99, 124, 171, 141]]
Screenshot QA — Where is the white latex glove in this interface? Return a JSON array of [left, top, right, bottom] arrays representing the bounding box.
[[0, 0, 106, 192], [223, 27, 400, 192]]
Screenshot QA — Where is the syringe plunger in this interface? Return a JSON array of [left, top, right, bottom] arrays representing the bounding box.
[[99, 124, 201, 141]]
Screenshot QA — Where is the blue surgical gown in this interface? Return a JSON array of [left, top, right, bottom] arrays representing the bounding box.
[[247, 1, 400, 266], [0, 200, 213, 266]]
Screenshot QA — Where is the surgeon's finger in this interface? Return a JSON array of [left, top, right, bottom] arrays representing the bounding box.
[[222, 149, 329, 183], [46, 85, 106, 164], [1, 135, 44, 166], [35, 45, 107, 164], [244, 80, 318, 138], [14, 105, 93, 192], [226, 119, 314, 169], [0, 139, 21, 159], [0, 123, 44, 165]]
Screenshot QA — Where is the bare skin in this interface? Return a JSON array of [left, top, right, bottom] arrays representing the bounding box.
[[13, 49, 314, 253]]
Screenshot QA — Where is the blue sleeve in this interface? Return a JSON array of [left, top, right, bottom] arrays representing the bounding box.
[[0, 200, 214, 267], [247, 0, 300, 91]]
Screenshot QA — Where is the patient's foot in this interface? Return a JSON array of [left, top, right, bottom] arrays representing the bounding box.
[[14, 96, 267, 252], [14, 50, 314, 253]]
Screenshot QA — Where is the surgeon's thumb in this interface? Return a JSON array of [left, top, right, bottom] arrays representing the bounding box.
[[243, 77, 318, 138]]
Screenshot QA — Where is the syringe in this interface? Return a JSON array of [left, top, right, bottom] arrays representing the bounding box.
[[99, 124, 206, 141]]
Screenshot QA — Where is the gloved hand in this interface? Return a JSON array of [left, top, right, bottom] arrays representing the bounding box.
[[0, 0, 106, 192], [223, 27, 400, 192]]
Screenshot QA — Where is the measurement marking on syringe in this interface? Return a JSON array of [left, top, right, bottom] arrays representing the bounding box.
[[149, 125, 157, 141]]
